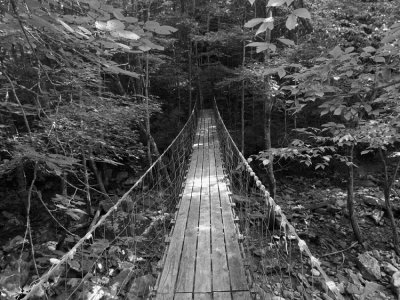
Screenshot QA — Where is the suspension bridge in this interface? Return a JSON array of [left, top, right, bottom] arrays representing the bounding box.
[[21, 102, 343, 300]]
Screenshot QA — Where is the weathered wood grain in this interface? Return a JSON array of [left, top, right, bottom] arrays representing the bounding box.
[[195, 116, 212, 292], [156, 110, 250, 299]]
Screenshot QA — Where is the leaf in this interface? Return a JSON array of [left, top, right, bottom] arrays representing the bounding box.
[[113, 9, 125, 20], [255, 21, 273, 36], [104, 66, 140, 78], [345, 46, 355, 53], [374, 56, 385, 63], [154, 25, 178, 35], [277, 68, 286, 78], [106, 19, 125, 31], [286, 14, 297, 30], [91, 239, 110, 255], [333, 107, 343, 115], [361, 150, 372, 155], [111, 30, 140, 40], [293, 8, 311, 19], [138, 45, 152, 52], [263, 159, 270, 165], [115, 42, 131, 50], [57, 18, 75, 33], [124, 17, 138, 24], [267, 0, 286, 6], [66, 211, 81, 220], [363, 46, 376, 53], [246, 42, 276, 53], [142, 38, 164, 51], [77, 26, 92, 35], [143, 20, 160, 32], [244, 18, 265, 28], [329, 45, 343, 58], [95, 20, 107, 30], [248, 0, 256, 4], [320, 109, 329, 116], [69, 208, 87, 215], [49, 258, 61, 264], [277, 38, 295, 46]]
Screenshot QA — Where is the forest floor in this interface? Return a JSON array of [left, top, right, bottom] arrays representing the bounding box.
[[1, 170, 400, 300], [245, 174, 400, 300]]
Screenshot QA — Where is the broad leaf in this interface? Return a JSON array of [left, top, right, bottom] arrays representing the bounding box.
[[293, 8, 311, 19], [267, 0, 286, 7], [329, 46, 343, 58], [144, 20, 160, 31], [374, 56, 385, 63], [277, 38, 295, 46], [244, 18, 265, 28], [246, 42, 276, 53], [111, 30, 140, 40], [363, 46, 376, 53], [286, 14, 297, 30], [106, 20, 125, 31], [154, 25, 178, 35], [255, 21, 274, 36], [333, 106, 343, 115], [141, 38, 164, 51], [277, 68, 286, 78], [95, 20, 107, 30], [124, 17, 139, 24], [113, 9, 125, 20]]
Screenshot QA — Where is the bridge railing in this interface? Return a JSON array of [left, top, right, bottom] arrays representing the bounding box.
[[22, 105, 198, 300], [213, 99, 343, 300]]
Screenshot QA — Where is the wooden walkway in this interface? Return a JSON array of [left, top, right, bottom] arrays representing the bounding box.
[[155, 110, 251, 300]]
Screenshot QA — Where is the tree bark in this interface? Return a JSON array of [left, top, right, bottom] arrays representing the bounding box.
[[347, 145, 363, 244], [241, 32, 246, 154], [263, 7, 277, 199], [145, 52, 152, 165], [188, 41, 193, 115], [379, 149, 400, 255]]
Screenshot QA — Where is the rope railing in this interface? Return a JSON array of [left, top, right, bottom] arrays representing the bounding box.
[[22, 105, 198, 300], [213, 98, 344, 300]]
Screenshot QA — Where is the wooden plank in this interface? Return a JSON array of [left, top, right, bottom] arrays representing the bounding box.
[[194, 116, 212, 293], [232, 291, 252, 300], [214, 139, 248, 291], [174, 293, 193, 300], [213, 292, 232, 300], [209, 118, 230, 292], [176, 116, 206, 292], [193, 293, 212, 300], [156, 119, 203, 299]]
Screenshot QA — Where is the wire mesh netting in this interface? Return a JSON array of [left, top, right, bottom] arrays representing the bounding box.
[[21, 107, 198, 300], [213, 99, 344, 300], [21, 100, 345, 300]]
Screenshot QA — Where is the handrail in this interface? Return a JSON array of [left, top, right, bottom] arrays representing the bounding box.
[[22, 103, 198, 299], [213, 98, 343, 300]]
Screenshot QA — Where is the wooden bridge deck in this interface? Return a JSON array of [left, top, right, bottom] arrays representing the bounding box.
[[155, 110, 251, 300]]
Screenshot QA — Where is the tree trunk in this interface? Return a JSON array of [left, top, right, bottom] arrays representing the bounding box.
[[263, 93, 276, 198], [347, 145, 363, 244], [379, 149, 400, 255], [241, 38, 245, 154], [145, 53, 152, 165], [263, 8, 276, 199], [188, 41, 192, 115], [180, 0, 185, 14]]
